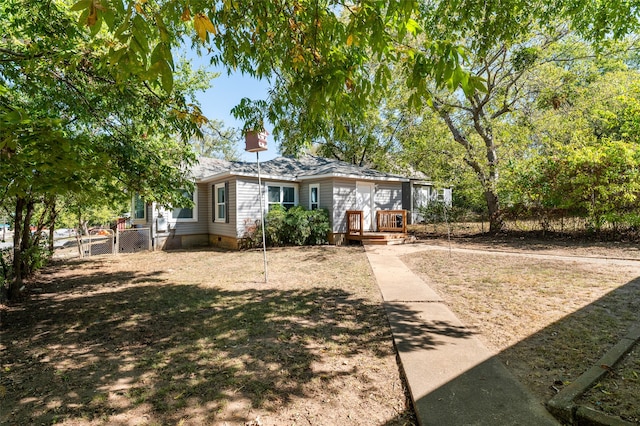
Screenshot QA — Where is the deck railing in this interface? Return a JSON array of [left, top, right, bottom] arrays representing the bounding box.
[[346, 210, 364, 236], [347, 209, 407, 236], [376, 210, 407, 233]]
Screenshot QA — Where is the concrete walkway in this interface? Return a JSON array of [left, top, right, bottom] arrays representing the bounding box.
[[365, 244, 560, 426]]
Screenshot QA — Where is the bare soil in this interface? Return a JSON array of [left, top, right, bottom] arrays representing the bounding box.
[[409, 223, 640, 260], [0, 246, 415, 426], [401, 236, 640, 424], [3, 234, 639, 425]]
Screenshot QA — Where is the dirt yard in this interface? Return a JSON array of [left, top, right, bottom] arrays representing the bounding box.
[[2, 236, 639, 425], [0, 246, 415, 426], [401, 236, 640, 423]]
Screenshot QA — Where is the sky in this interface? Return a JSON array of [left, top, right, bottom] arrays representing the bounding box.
[[194, 62, 279, 162]]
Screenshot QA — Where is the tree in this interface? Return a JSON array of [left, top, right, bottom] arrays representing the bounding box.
[[179, 2, 635, 232], [190, 120, 241, 160], [387, 22, 565, 230], [0, 1, 210, 299], [380, 91, 487, 214], [504, 60, 640, 231], [269, 70, 394, 168], [2, 0, 639, 298], [55, 0, 637, 144]]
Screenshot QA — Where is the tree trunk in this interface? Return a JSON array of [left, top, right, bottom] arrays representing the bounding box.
[[436, 105, 506, 233], [20, 199, 36, 277], [77, 211, 86, 257], [485, 189, 503, 233], [9, 197, 26, 300], [485, 158, 503, 233], [46, 197, 57, 254]]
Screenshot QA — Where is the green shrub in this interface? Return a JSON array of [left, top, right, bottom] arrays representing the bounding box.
[[260, 205, 330, 247], [265, 205, 287, 246], [307, 208, 330, 245], [418, 201, 462, 224], [283, 206, 311, 245]]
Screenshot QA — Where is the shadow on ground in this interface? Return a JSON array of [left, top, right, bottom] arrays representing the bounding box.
[[411, 275, 640, 424], [0, 262, 416, 425], [414, 232, 640, 257]]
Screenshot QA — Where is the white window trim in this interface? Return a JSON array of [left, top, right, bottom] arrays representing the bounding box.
[[132, 194, 146, 223], [169, 187, 198, 223], [265, 182, 299, 210], [309, 183, 319, 210], [214, 183, 226, 222]]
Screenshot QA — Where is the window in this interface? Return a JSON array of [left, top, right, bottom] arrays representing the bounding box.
[[133, 194, 146, 221], [214, 183, 227, 222], [171, 188, 197, 221], [267, 184, 297, 210], [309, 184, 319, 210]]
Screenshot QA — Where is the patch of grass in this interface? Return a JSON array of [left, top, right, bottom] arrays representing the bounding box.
[[579, 343, 640, 423], [1, 246, 415, 425], [127, 387, 151, 405], [402, 247, 640, 422]]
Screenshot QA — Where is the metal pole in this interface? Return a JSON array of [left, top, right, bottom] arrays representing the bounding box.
[[256, 151, 268, 283]]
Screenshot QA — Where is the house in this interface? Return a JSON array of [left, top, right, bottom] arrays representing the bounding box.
[[402, 179, 453, 224], [132, 155, 420, 250]]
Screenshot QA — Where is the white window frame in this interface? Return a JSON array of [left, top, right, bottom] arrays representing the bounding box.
[[169, 187, 198, 223], [309, 184, 319, 210], [214, 183, 226, 222], [266, 182, 298, 211], [132, 193, 146, 223]]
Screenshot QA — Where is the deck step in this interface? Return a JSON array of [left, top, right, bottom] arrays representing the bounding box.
[[351, 232, 411, 246], [362, 238, 409, 245]]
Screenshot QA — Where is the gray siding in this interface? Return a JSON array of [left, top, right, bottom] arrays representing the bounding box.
[[374, 182, 403, 210], [319, 180, 333, 213], [301, 179, 335, 229], [332, 179, 357, 233], [235, 178, 263, 238], [328, 179, 403, 233], [301, 180, 332, 209], [300, 183, 309, 210], [208, 179, 238, 238], [171, 183, 209, 236], [161, 176, 405, 241]]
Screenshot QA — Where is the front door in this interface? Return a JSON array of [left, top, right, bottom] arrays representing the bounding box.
[[356, 182, 375, 231]]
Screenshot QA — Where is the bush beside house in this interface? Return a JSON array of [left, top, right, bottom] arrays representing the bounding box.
[[243, 206, 330, 248]]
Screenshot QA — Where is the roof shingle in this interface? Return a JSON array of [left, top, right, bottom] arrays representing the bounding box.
[[193, 155, 408, 182]]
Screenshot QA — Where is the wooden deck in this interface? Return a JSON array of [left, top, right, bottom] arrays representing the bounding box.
[[346, 210, 410, 245], [348, 231, 410, 245]]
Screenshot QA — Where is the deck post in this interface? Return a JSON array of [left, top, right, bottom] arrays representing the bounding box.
[[346, 210, 364, 239], [347, 210, 408, 245]]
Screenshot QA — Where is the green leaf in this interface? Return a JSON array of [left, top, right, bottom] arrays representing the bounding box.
[[160, 59, 173, 93], [470, 76, 487, 93], [77, 8, 90, 27], [155, 14, 170, 43], [89, 13, 103, 36], [3, 109, 27, 124], [131, 15, 150, 55], [143, 60, 162, 81], [405, 18, 421, 35], [150, 43, 163, 65], [70, 0, 91, 12], [102, 9, 116, 29]]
